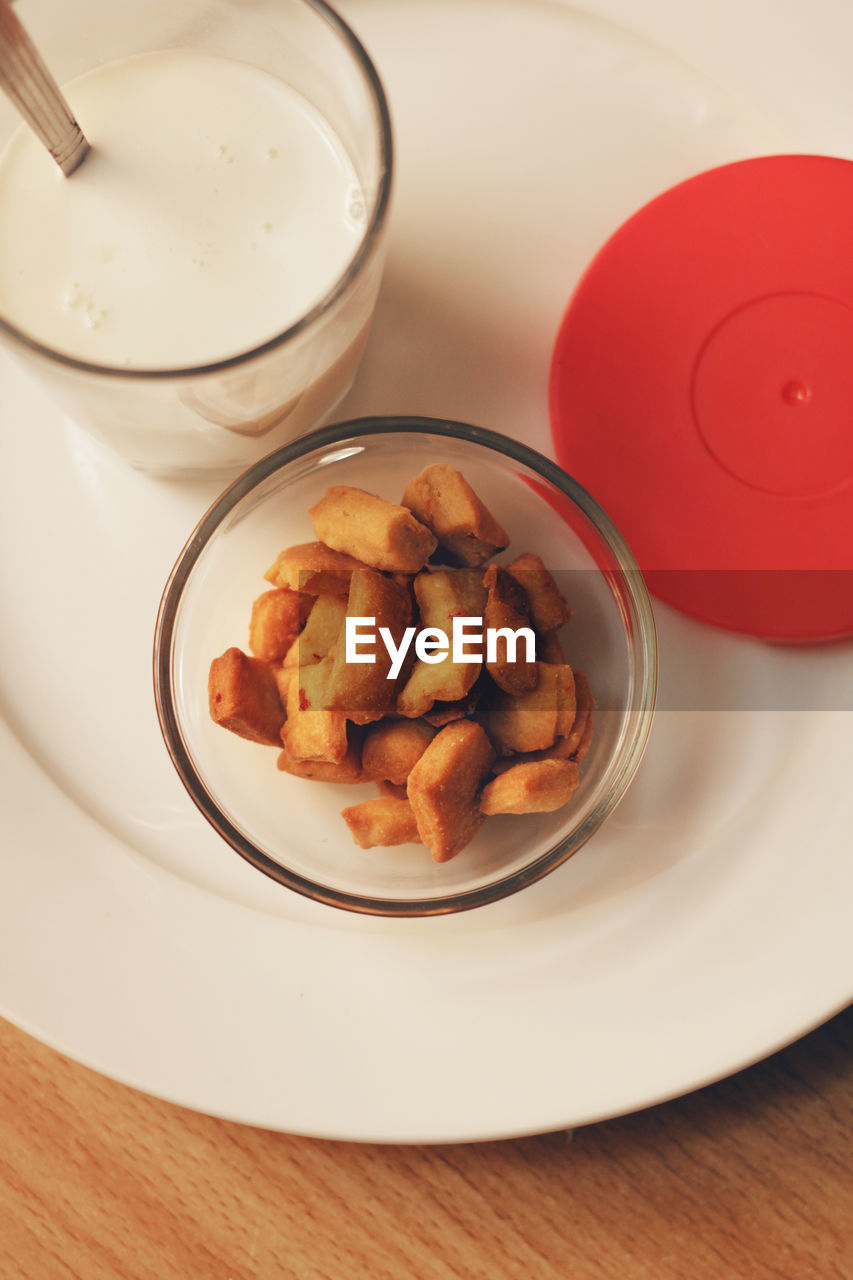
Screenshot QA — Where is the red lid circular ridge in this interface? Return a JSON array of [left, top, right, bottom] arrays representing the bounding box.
[[550, 154, 853, 641]]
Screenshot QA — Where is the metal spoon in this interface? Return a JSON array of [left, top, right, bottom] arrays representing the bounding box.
[[0, 0, 89, 175]]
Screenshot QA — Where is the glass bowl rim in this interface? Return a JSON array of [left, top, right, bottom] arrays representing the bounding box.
[[0, 0, 393, 382], [153, 415, 658, 917]]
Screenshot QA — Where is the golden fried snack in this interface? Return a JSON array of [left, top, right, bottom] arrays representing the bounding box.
[[480, 760, 580, 815], [571, 710, 594, 763], [564, 670, 594, 761], [309, 485, 437, 572], [361, 718, 437, 785], [396, 569, 485, 717], [341, 796, 422, 849], [489, 668, 589, 773], [538, 630, 566, 664], [489, 732, 576, 774], [248, 587, 308, 662], [406, 719, 495, 862], [325, 569, 412, 724], [374, 780, 409, 800], [265, 542, 371, 597], [210, 464, 594, 863], [208, 647, 285, 746], [287, 594, 347, 668], [422, 567, 489, 619], [401, 463, 509, 567], [483, 663, 575, 755], [282, 637, 301, 669], [553, 663, 578, 737], [281, 658, 348, 764], [505, 552, 572, 632], [395, 654, 467, 718], [483, 668, 552, 755], [422, 686, 482, 726], [276, 730, 365, 783], [482, 564, 537, 695], [273, 663, 296, 706]]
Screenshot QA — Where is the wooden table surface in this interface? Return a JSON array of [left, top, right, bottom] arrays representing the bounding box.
[[1, 1006, 851, 1280]]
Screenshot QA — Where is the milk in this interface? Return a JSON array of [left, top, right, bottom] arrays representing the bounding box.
[[0, 49, 366, 369]]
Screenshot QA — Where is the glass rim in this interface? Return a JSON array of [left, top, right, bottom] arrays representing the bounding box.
[[153, 416, 659, 917], [0, 0, 394, 382]]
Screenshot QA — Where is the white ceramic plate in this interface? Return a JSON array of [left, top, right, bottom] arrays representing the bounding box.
[[1, 0, 852, 1143]]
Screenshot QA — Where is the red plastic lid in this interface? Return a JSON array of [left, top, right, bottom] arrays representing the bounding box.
[[550, 155, 853, 641]]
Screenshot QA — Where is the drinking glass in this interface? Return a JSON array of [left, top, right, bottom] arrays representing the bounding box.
[[0, 0, 392, 474]]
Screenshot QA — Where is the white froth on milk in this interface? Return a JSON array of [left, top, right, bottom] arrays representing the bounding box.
[[0, 50, 365, 368]]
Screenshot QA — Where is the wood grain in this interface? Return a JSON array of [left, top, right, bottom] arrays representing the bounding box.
[[1, 1008, 851, 1280]]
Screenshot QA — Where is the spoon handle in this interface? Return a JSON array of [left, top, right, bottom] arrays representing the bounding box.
[[0, 0, 89, 175]]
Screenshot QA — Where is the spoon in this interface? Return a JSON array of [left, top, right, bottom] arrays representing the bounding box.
[[0, 0, 89, 175]]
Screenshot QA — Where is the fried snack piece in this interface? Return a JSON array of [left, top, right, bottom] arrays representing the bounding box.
[[490, 732, 576, 774], [326, 570, 412, 724], [490, 669, 590, 772], [483, 663, 576, 755], [538, 630, 566, 664], [341, 796, 422, 849], [396, 569, 485, 717], [282, 637, 301, 669], [281, 658, 348, 764], [248, 588, 308, 662], [482, 564, 537, 695], [361, 718, 437, 785], [422, 685, 482, 726], [395, 649, 470, 719], [273, 663, 296, 707], [406, 719, 495, 862], [208, 647, 285, 746], [276, 729, 365, 783], [505, 552, 573, 632], [375, 780, 409, 800], [285, 594, 347, 668], [571, 709, 594, 763], [553, 663, 578, 737], [309, 486, 437, 573], [419, 566, 488, 621], [401, 464, 509, 567], [564, 670, 594, 761], [265, 542, 371, 597], [480, 759, 580, 815]]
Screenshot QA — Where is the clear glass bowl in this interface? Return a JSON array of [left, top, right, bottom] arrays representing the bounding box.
[[154, 417, 657, 915]]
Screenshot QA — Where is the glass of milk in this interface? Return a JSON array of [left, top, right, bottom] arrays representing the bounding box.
[[0, 0, 392, 474]]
